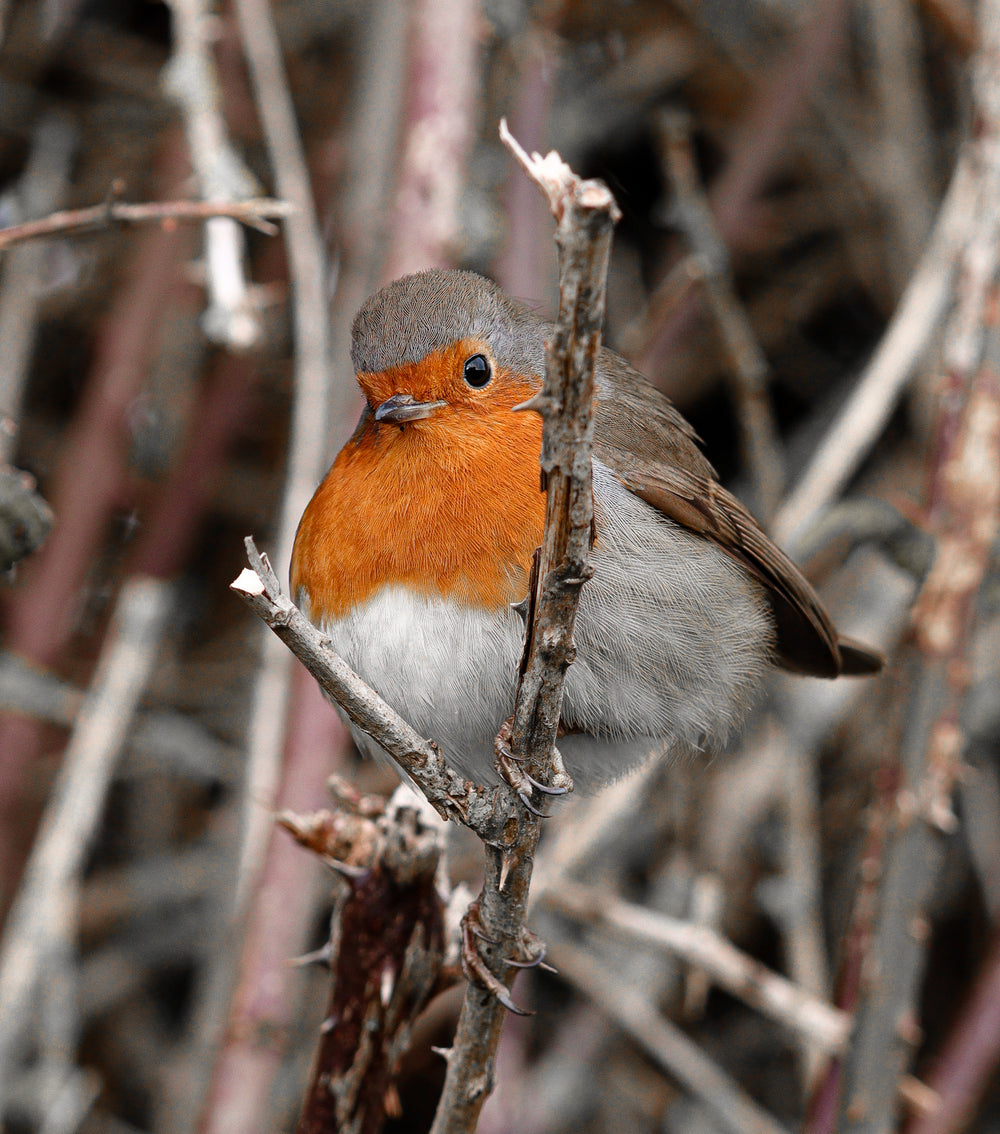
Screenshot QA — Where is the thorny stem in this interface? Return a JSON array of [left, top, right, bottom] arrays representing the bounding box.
[[425, 122, 619, 1134]]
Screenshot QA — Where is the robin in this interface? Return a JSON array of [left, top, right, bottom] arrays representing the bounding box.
[[290, 269, 882, 794]]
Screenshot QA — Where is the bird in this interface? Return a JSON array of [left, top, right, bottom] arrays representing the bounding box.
[[290, 268, 882, 793]]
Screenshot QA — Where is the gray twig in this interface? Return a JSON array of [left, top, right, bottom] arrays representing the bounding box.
[[834, 4, 1000, 1126], [774, 155, 974, 551], [163, 0, 261, 348], [425, 122, 619, 1134], [549, 938, 794, 1134], [658, 108, 785, 521], [0, 579, 171, 1108], [547, 879, 849, 1054], [0, 198, 294, 252]]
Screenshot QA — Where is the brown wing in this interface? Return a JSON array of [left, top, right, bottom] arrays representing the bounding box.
[[593, 350, 883, 678]]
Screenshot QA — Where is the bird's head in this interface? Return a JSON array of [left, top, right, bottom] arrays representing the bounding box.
[[350, 268, 546, 438]]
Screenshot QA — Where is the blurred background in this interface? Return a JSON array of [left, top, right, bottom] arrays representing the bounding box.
[[0, 0, 996, 1131]]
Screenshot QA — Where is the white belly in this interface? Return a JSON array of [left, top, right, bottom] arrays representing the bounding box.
[[316, 586, 524, 783]]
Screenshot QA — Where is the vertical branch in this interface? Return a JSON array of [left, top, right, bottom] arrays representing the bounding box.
[[193, 4, 336, 1132], [426, 122, 620, 1134], [657, 109, 784, 521], [381, 0, 481, 281], [163, 0, 261, 348], [833, 5, 1000, 1127], [229, 0, 334, 894]]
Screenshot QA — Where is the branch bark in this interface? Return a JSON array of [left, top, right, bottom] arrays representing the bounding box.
[[426, 122, 619, 1134]]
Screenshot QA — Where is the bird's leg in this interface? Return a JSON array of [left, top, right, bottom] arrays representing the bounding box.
[[460, 899, 533, 1016], [493, 719, 572, 816]]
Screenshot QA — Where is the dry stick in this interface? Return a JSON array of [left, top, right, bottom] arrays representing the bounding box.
[[428, 123, 619, 1134], [658, 108, 785, 522], [231, 543, 510, 836], [380, 0, 481, 282], [868, 0, 937, 289], [0, 580, 171, 1106], [834, 11, 1000, 1126], [549, 939, 793, 1134], [188, 2, 334, 1131], [0, 113, 76, 463], [0, 198, 292, 251], [547, 879, 849, 1055], [230, 0, 333, 903], [164, 0, 263, 349], [773, 154, 974, 551]]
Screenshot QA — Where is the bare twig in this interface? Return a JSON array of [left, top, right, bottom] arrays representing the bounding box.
[[658, 108, 784, 520], [834, 8, 1000, 1125], [867, 0, 936, 287], [547, 879, 849, 1055], [230, 0, 334, 903], [381, 0, 481, 280], [187, 4, 335, 1131], [549, 939, 794, 1134], [0, 579, 171, 1106], [0, 197, 293, 251], [425, 123, 619, 1134], [0, 113, 76, 464], [774, 155, 974, 551], [164, 0, 262, 348], [230, 542, 511, 838]]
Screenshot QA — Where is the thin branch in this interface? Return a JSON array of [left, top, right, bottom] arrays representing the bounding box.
[[164, 0, 262, 348], [773, 154, 974, 551], [549, 939, 794, 1134], [658, 108, 785, 520], [230, 543, 512, 840], [0, 579, 172, 1105], [230, 0, 334, 902], [191, 4, 336, 1131], [547, 879, 850, 1055], [425, 122, 619, 1134], [381, 0, 481, 280], [0, 197, 293, 251], [834, 5, 1000, 1124]]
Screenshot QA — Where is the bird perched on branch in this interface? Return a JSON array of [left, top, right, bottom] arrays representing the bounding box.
[[290, 269, 882, 794]]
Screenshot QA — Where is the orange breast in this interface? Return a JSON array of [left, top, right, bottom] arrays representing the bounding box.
[[290, 377, 546, 620]]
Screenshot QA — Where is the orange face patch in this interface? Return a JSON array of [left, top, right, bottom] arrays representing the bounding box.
[[290, 344, 545, 619]]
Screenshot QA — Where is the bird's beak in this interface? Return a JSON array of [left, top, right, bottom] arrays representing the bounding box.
[[373, 392, 448, 425]]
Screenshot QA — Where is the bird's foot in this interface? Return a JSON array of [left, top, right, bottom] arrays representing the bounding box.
[[461, 899, 534, 1016], [493, 719, 572, 817], [505, 926, 557, 973]]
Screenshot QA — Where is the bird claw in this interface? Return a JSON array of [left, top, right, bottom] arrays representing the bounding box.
[[493, 719, 570, 815], [518, 789, 548, 817], [505, 929, 554, 972], [523, 769, 569, 796], [461, 900, 534, 1017]]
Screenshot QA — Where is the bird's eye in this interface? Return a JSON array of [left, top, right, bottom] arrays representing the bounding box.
[[462, 353, 492, 388]]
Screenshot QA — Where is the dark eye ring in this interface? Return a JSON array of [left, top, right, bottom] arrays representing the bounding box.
[[462, 353, 491, 388]]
